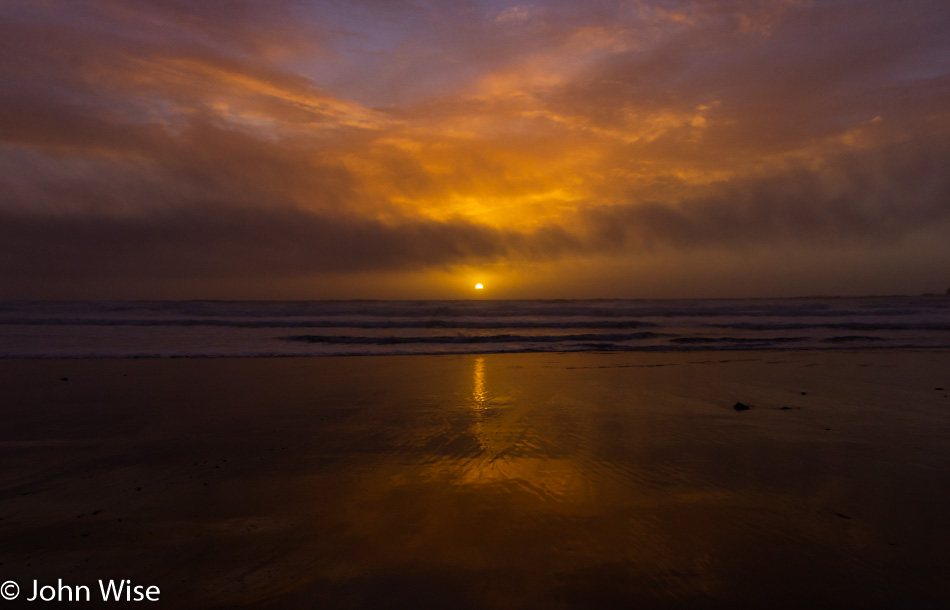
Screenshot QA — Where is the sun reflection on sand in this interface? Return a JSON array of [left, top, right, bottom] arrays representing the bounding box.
[[472, 356, 487, 409], [458, 356, 585, 501]]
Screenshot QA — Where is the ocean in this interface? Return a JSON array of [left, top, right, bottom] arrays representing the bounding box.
[[1, 296, 948, 358]]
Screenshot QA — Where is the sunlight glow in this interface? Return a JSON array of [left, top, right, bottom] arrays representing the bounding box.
[[472, 357, 487, 408]]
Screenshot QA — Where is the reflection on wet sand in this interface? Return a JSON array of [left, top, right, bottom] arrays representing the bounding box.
[[1, 353, 949, 608], [472, 356, 487, 409], [335, 353, 950, 608], [458, 356, 589, 502], [469, 356, 488, 451]]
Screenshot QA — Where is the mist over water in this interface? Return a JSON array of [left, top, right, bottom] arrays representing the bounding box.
[[1, 296, 948, 358]]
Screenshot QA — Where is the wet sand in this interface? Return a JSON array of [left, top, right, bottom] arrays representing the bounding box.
[[1, 351, 949, 608]]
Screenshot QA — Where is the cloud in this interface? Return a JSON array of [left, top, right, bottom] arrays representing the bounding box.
[[576, 132, 950, 250], [3, 127, 946, 286], [0, 204, 583, 281], [0, 0, 949, 296]]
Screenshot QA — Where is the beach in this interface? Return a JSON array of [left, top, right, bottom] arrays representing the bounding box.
[[1, 351, 949, 608]]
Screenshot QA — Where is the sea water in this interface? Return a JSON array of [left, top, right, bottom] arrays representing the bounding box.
[[1, 296, 948, 358]]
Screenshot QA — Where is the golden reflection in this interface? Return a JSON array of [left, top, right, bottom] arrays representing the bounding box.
[[472, 356, 487, 409], [471, 357, 488, 450], [457, 356, 585, 501]]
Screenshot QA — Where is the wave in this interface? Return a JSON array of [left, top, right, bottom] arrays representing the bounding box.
[[0, 317, 658, 329], [669, 337, 808, 344], [3, 296, 945, 321], [709, 322, 950, 331], [822, 335, 888, 343], [283, 331, 666, 345], [4, 343, 949, 359]]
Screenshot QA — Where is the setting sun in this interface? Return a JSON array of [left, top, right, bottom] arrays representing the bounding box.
[[475, 283, 484, 290]]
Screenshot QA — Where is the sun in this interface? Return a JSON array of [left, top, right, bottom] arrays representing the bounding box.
[[475, 283, 484, 290]]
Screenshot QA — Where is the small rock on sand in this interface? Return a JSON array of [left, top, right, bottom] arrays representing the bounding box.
[[733, 402, 752, 411]]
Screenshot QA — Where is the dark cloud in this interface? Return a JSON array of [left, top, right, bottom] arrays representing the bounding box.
[[0, 205, 581, 280]]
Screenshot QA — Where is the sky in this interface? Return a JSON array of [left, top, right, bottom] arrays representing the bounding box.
[[1, 0, 949, 299]]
